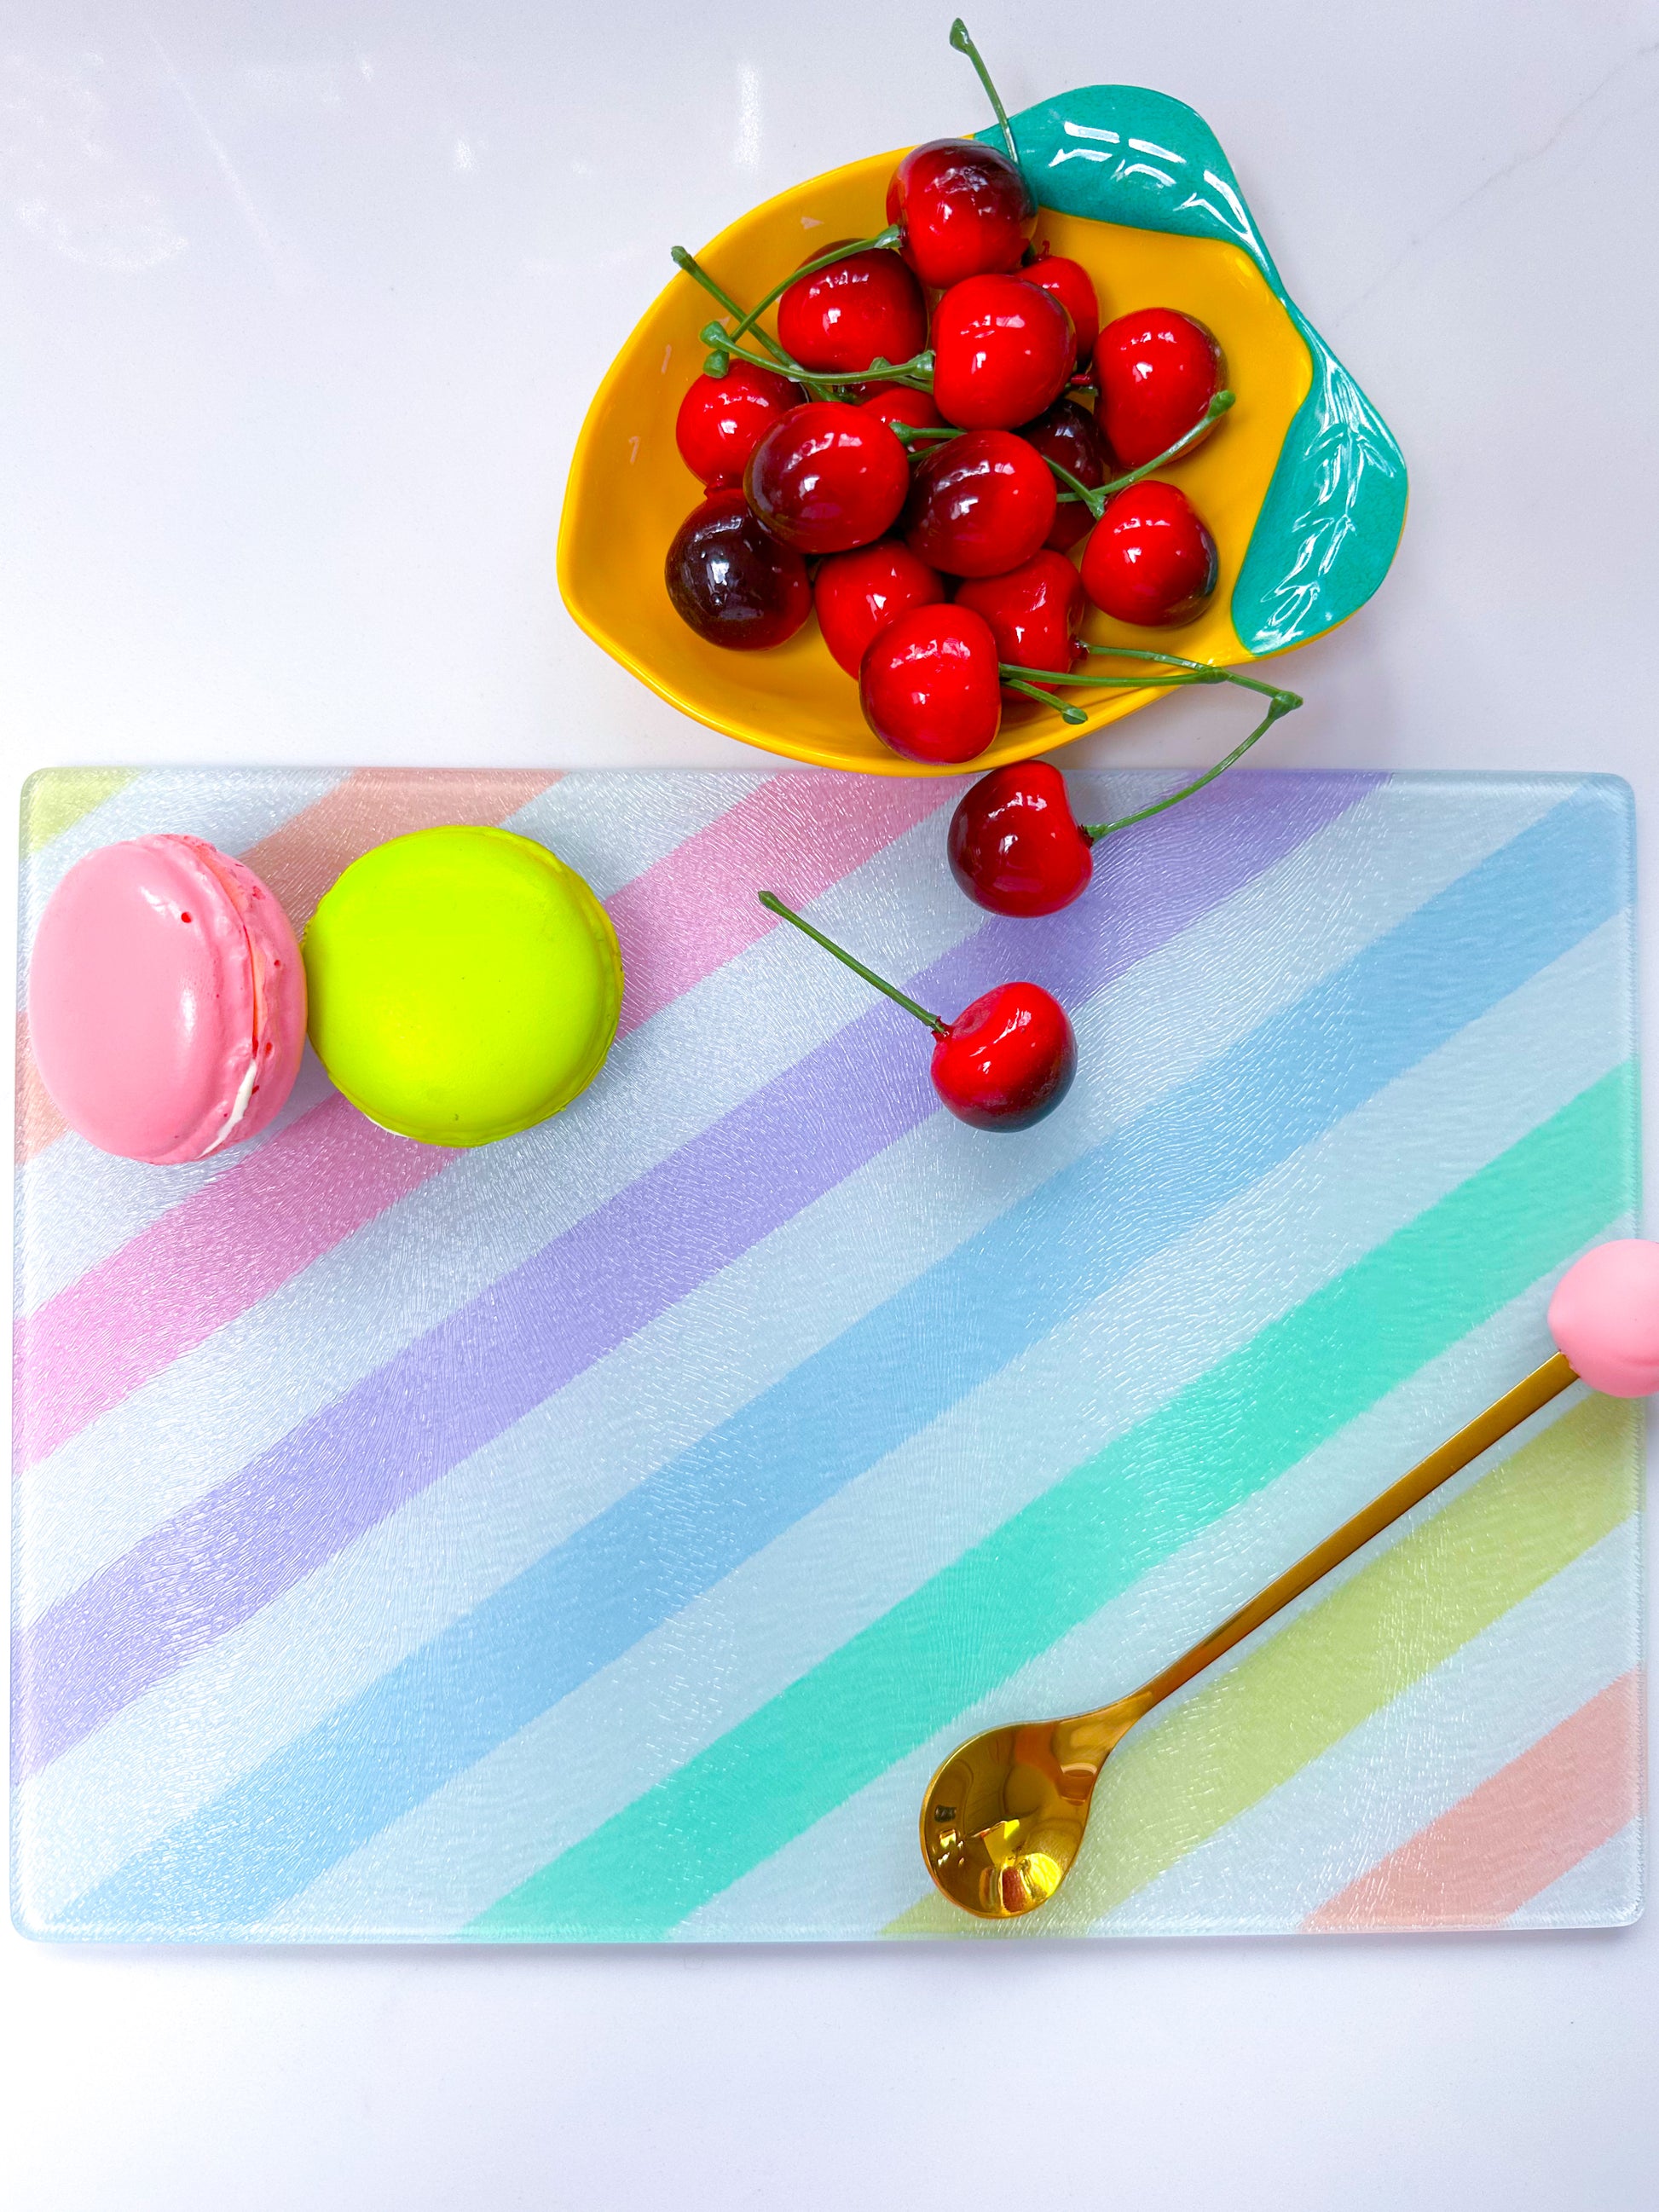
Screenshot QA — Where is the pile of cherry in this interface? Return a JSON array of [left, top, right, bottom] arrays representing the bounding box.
[[663, 23, 1268, 767]]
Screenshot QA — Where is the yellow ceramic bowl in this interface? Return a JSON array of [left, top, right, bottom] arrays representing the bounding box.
[[559, 92, 1406, 777]]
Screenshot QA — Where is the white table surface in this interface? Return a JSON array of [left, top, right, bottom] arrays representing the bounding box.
[[4, 2, 1657, 2204]]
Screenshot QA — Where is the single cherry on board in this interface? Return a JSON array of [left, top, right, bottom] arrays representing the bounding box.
[[1080, 480, 1219, 627], [757, 890, 1077, 1133], [744, 401, 911, 556], [674, 361, 805, 488], [1021, 246, 1101, 367], [1015, 397, 1114, 551], [665, 488, 812, 650], [860, 604, 1003, 764], [814, 540, 946, 677], [777, 245, 929, 376], [931, 274, 1075, 430], [954, 549, 1086, 695], [903, 428, 1057, 578], [1094, 308, 1227, 471], [947, 760, 1096, 915]]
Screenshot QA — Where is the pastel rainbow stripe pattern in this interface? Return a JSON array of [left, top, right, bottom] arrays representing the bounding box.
[[10, 766, 1644, 1943]]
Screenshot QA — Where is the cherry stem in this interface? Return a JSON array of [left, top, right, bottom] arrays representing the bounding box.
[[950, 19, 1023, 176], [759, 892, 946, 1036], [1072, 665, 1304, 842], [698, 326, 934, 396], [1052, 390, 1237, 512], [671, 247, 800, 376]]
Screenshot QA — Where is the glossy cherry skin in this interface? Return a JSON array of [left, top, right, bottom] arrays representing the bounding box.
[[858, 385, 945, 432], [1080, 481, 1218, 628], [1016, 396, 1115, 551], [777, 246, 929, 376], [931, 979, 1077, 1130], [1021, 248, 1101, 367], [1093, 308, 1226, 470], [859, 604, 1003, 764], [902, 429, 1057, 579], [744, 401, 910, 556], [886, 138, 1035, 288], [674, 361, 805, 488], [932, 274, 1074, 430], [954, 549, 1086, 701], [814, 540, 945, 677], [665, 488, 812, 650], [947, 760, 1095, 916]]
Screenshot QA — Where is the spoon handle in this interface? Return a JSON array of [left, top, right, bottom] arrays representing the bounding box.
[[1120, 1351, 1578, 1725]]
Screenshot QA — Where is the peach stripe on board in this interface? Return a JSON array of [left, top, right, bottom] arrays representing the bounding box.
[[1304, 1669, 1643, 1931]]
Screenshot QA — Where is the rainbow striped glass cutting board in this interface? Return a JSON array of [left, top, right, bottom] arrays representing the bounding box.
[[11, 766, 1645, 1943]]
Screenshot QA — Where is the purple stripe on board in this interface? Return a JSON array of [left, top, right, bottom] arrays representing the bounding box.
[[13, 772, 1379, 1782]]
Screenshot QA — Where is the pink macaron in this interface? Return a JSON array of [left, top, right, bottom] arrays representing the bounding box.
[[28, 834, 307, 1164]]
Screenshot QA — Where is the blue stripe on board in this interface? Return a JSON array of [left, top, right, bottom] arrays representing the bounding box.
[[59, 785, 1630, 1936]]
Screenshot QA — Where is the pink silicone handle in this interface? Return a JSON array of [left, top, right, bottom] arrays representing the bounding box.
[[1547, 1239, 1659, 1398]]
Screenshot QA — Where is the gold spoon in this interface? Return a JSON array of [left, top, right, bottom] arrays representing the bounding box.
[[919, 1350, 1576, 1921]]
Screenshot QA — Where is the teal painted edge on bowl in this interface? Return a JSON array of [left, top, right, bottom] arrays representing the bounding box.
[[980, 87, 1408, 657]]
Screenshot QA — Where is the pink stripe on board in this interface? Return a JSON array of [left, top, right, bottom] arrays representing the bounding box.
[[15, 774, 958, 1470], [610, 772, 958, 1039], [13, 770, 561, 1170], [1304, 1671, 1644, 1932]]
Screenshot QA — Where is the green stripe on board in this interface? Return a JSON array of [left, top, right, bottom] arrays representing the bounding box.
[[467, 1064, 1635, 1942], [889, 1389, 1640, 1936], [19, 769, 141, 855]]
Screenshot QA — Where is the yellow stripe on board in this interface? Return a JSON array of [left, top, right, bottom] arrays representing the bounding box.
[[19, 770, 142, 856], [888, 1389, 1639, 1937]]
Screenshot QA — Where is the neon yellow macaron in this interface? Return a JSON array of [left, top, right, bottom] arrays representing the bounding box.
[[303, 825, 623, 1147]]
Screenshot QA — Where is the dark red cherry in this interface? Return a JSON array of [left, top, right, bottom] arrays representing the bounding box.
[[932, 274, 1074, 430], [954, 550, 1086, 696], [1079, 480, 1219, 627], [814, 540, 945, 677], [665, 488, 812, 650], [859, 604, 1003, 764], [674, 361, 805, 488], [885, 139, 1035, 289], [757, 891, 1075, 1134], [902, 429, 1057, 579], [1021, 247, 1101, 367], [858, 385, 946, 432], [744, 401, 910, 556], [931, 980, 1076, 1129], [1016, 397, 1115, 551], [947, 760, 1095, 916], [1093, 309, 1226, 470], [777, 246, 928, 376]]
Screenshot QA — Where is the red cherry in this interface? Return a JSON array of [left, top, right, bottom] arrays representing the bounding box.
[[931, 980, 1076, 1129], [744, 401, 910, 556], [674, 361, 805, 488], [931, 274, 1074, 430], [885, 139, 1035, 288], [757, 892, 1076, 1134], [777, 246, 929, 376], [665, 488, 812, 650], [947, 760, 1095, 916], [954, 549, 1086, 697], [814, 540, 946, 677], [1021, 248, 1101, 367], [859, 604, 1003, 764], [902, 429, 1057, 578], [858, 385, 945, 433], [1016, 397, 1115, 551], [1093, 309, 1226, 471], [1079, 480, 1219, 627]]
